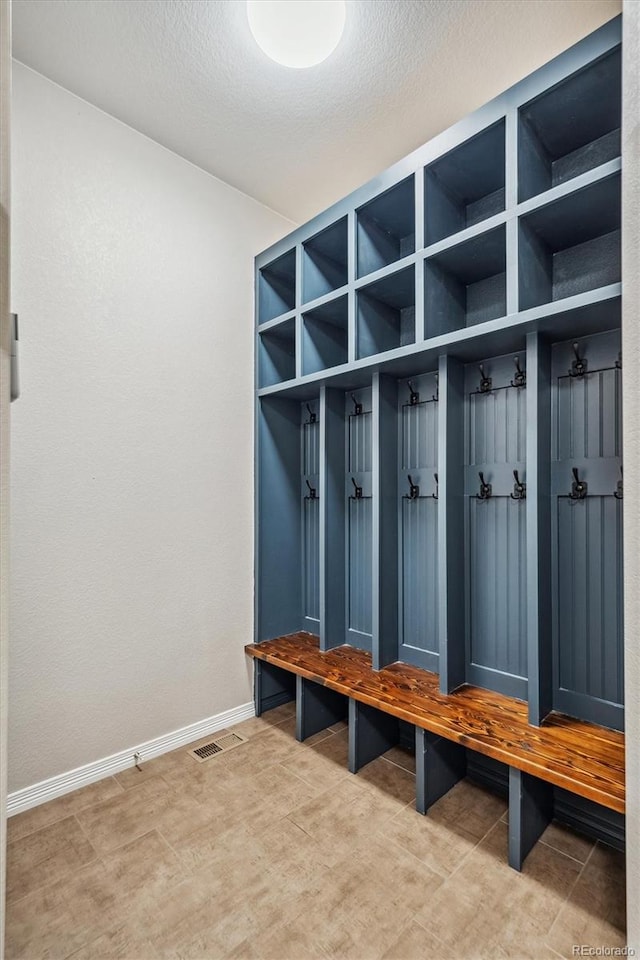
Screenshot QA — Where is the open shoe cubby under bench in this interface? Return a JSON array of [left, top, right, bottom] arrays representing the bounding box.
[[245, 632, 625, 871]]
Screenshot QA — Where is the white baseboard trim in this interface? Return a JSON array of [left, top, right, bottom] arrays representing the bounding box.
[[7, 700, 256, 817]]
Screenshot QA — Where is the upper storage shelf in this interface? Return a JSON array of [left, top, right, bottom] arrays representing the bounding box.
[[425, 120, 505, 246], [357, 176, 415, 279], [303, 216, 348, 304], [258, 248, 296, 325], [519, 173, 620, 311], [518, 47, 621, 203], [255, 17, 621, 394]]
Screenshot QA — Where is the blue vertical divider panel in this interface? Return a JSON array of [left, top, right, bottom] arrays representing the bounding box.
[[464, 353, 528, 699], [301, 400, 320, 629], [397, 372, 439, 670], [346, 387, 373, 649], [551, 331, 623, 730]]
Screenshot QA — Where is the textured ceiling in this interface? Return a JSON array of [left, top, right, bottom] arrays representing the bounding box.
[[12, 0, 620, 223]]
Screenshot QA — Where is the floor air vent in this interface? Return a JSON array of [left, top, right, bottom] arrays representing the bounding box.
[[189, 732, 248, 762]]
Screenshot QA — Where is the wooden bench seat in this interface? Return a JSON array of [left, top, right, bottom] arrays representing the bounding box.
[[245, 632, 625, 869]]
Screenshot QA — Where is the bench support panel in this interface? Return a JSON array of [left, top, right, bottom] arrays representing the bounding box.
[[348, 698, 399, 773], [254, 659, 296, 717], [508, 766, 553, 871], [296, 676, 348, 742], [416, 727, 467, 815]]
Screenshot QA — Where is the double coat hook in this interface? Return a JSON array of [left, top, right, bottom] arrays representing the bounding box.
[[476, 472, 492, 500], [569, 467, 588, 502], [510, 470, 526, 501]]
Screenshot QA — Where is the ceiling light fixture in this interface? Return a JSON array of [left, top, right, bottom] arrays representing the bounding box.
[[247, 0, 346, 69]]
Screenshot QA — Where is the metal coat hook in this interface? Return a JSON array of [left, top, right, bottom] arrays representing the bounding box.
[[569, 343, 588, 378], [404, 474, 420, 500], [510, 470, 526, 501], [349, 477, 364, 500], [407, 381, 420, 405], [432, 473, 439, 500], [305, 479, 317, 500], [476, 471, 492, 500], [478, 364, 492, 394], [614, 466, 623, 500], [511, 356, 526, 389], [350, 394, 363, 416], [433, 373, 439, 402], [569, 467, 588, 502], [306, 404, 317, 424], [616, 352, 622, 370]]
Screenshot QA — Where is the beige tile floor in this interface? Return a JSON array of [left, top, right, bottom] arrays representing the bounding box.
[[5, 702, 627, 960]]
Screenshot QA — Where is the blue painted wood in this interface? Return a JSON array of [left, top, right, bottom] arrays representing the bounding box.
[[397, 372, 439, 671], [296, 675, 347, 741], [301, 401, 320, 629], [346, 387, 373, 648], [550, 331, 623, 730], [463, 354, 528, 700], [373, 373, 399, 669], [348, 698, 399, 773], [303, 216, 348, 303], [302, 295, 348, 376], [357, 176, 415, 278], [438, 355, 466, 693], [256, 398, 303, 641], [508, 767, 553, 871], [415, 727, 466, 815], [320, 386, 346, 650], [526, 333, 553, 725], [254, 659, 296, 716]]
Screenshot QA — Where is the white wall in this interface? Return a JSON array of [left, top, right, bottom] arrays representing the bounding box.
[[622, 2, 640, 950], [1, 0, 12, 946], [8, 63, 293, 792]]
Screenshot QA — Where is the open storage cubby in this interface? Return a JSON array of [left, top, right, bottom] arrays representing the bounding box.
[[550, 330, 623, 730], [258, 318, 296, 387], [519, 173, 620, 311], [518, 47, 621, 202], [258, 248, 296, 325], [396, 372, 439, 672], [356, 176, 415, 279], [302, 295, 348, 375], [425, 120, 505, 245], [303, 216, 348, 303], [357, 265, 415, 359], [463, 352, 528, 700], [425, 225, 506, 336]]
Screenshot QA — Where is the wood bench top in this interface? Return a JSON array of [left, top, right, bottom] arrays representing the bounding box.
[[245, 632, 625, 814]]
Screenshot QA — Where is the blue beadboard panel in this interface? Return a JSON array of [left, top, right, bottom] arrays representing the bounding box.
[[555, 366, 621, 460], [346, 388, 373, 649], [401, 497, 439, 658], [551, 331, 623, 729], [557, 497, 623, 706], [397, 372, 439, 669], [467, 384, 526, 465], [464, 354, 528, 699], [468, 496, 527, 679], [301, 402, 320, 629]]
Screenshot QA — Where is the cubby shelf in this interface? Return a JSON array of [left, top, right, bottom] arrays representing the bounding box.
[[302, 295, 348, 375], [303, 217, 348, 304], [519, 173, 620, 311], [258, 248, 296, 325], [356, 265, 415, 359], [425, 225, 506, 336], [255, 15, 624, 853], [258, 318, 296, 388], [518, 47, 621, 203], [425, 120, 506, 245], [357, 176, 415, 279]]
